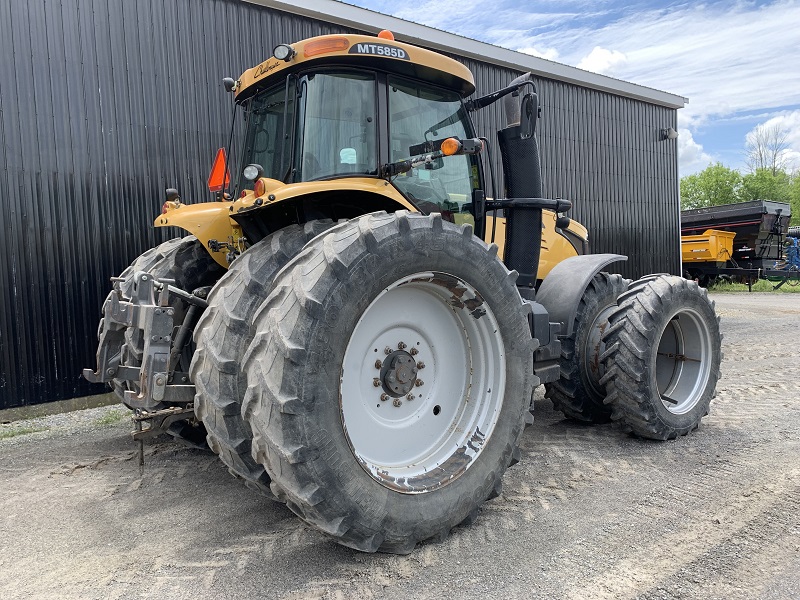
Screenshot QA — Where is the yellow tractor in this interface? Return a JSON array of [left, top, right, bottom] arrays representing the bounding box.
[[86, 31, 722, 553]]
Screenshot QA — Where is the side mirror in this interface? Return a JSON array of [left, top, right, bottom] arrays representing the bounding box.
[[519, 92, 538, 139], [165, 188, 180, 202], [222, 77, 236, 93]]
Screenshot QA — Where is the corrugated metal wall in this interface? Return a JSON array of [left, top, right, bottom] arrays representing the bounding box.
[[0, 0, 679, 409]]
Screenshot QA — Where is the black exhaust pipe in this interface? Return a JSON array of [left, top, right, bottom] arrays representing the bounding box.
[[496, 74, 544, 299]]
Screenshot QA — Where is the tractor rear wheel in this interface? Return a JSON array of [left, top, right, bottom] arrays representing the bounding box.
[[191, 221, 337, 497], [600, 275, 721, 440], [243, 211, 536, 553], [545, 272, 628, 423]]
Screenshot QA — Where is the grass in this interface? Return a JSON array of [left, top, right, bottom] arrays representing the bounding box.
[[0, 425, 49, 440], [92, 409, 128, 426], [709, 278, 800, 293]]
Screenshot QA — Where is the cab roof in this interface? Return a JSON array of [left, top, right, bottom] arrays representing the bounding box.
[[235, 33, 476, 101]]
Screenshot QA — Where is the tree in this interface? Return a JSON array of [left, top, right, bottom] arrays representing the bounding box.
[[745, 123, 790, 175], [680, 162, 742, 210], [789, 171, 800, 226], [737, 168, 792, 204]]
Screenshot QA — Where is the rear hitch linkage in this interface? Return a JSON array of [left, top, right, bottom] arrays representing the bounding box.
[[84, 271, 209, 423]]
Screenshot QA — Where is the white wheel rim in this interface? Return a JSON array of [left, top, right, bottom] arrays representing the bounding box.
[[340, 272, 506, 494], [655, 308, 712, 414]]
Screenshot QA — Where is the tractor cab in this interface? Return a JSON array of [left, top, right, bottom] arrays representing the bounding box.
[[233, 33, 482, 226]]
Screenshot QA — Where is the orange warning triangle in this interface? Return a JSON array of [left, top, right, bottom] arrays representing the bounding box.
[[207, 147, 231, 192]]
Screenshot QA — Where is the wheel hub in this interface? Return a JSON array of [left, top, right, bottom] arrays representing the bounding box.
[[380, 349, 419, 397], [340, 271, 507, 493]]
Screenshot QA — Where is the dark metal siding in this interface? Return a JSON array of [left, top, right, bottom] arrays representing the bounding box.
[[0, 0, 679, 409]]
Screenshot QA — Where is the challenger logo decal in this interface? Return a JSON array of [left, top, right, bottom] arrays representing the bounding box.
[[348, 43, 410, 60]]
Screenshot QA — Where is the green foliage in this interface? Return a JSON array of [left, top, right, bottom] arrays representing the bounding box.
[[790, 174, 800, 226], [92, 409, 127, 426], [681, 164, 799, 225], [0, 425, 49, 440], [680, 162, 742, 210], [709, 277, 800, 293], [738, 168, 792, 203]]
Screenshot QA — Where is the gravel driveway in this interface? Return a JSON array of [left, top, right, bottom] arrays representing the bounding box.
[[1, 292, 798, 599]]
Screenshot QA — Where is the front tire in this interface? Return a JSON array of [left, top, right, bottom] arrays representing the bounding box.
[[243, 212, 537, 553], [600, 275, 722, 440]]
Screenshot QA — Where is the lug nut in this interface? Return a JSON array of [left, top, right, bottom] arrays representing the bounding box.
[[393, 398, 402, 407], [375, 360, 382, 369], [373, 378, 381, 387], [398, 341, 407, 350], [380, 393, 389, 402], [406, 393, 414, 401], [410, 347, 418, 356], [417, 362, 425, 369], [415, 379, 424, 387], [384, 347, 392, 355]]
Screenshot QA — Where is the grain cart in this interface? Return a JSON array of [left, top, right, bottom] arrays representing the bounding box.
[[681, 200, 792, 287], [86, 31, 721, 553]]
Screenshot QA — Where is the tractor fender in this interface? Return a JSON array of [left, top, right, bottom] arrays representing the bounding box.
[[536, 253, 628, 338]]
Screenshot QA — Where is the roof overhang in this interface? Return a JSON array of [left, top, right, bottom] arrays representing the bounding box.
[[245, 0, 688, 109]]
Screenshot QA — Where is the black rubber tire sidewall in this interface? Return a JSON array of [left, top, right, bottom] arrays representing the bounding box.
[[646, 284, 721, 433], [602, 276, 721, 440], [546, 273, 627, 423]]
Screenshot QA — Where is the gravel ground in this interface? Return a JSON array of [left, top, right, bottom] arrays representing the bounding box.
[[1, 292, 798, 599]]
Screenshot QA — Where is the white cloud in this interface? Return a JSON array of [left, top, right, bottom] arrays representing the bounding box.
[[677, 128, 714, 175], [576, 46, 627, 75], [472, 1, 800, 126], [516, 46, 560, 61]]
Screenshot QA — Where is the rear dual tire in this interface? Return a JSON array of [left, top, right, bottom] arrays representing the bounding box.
[[545, 272, 628, 423], [191, 221, 337, 496], [600, 275, 721, 440]]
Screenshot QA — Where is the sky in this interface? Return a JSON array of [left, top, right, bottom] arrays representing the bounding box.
[[341, 0, 800, 176]]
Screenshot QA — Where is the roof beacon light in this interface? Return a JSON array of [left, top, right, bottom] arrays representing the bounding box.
[[304, 36, 350, 57], [273, 44, 295, 62], [377, 30, 395, 40]]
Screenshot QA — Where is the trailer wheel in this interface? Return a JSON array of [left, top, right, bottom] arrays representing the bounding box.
[[600, 275, 721, 440], [545, 272, 628, 423], [243, 212, 536, 553], [191, 221, 337, 497]]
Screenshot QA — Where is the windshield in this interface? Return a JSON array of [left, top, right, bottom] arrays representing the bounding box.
[[294, 71, 377, 181], [388, 76, 478, 223], [239, 84, 294, 185]]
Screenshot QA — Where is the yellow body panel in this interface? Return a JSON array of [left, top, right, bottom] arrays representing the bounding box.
[[681, 229, 735, 264], [155, 204, 241, 267], [485, 210, 587, 280], [236, 34, 475, 99], [157, 178, 417, 267]]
